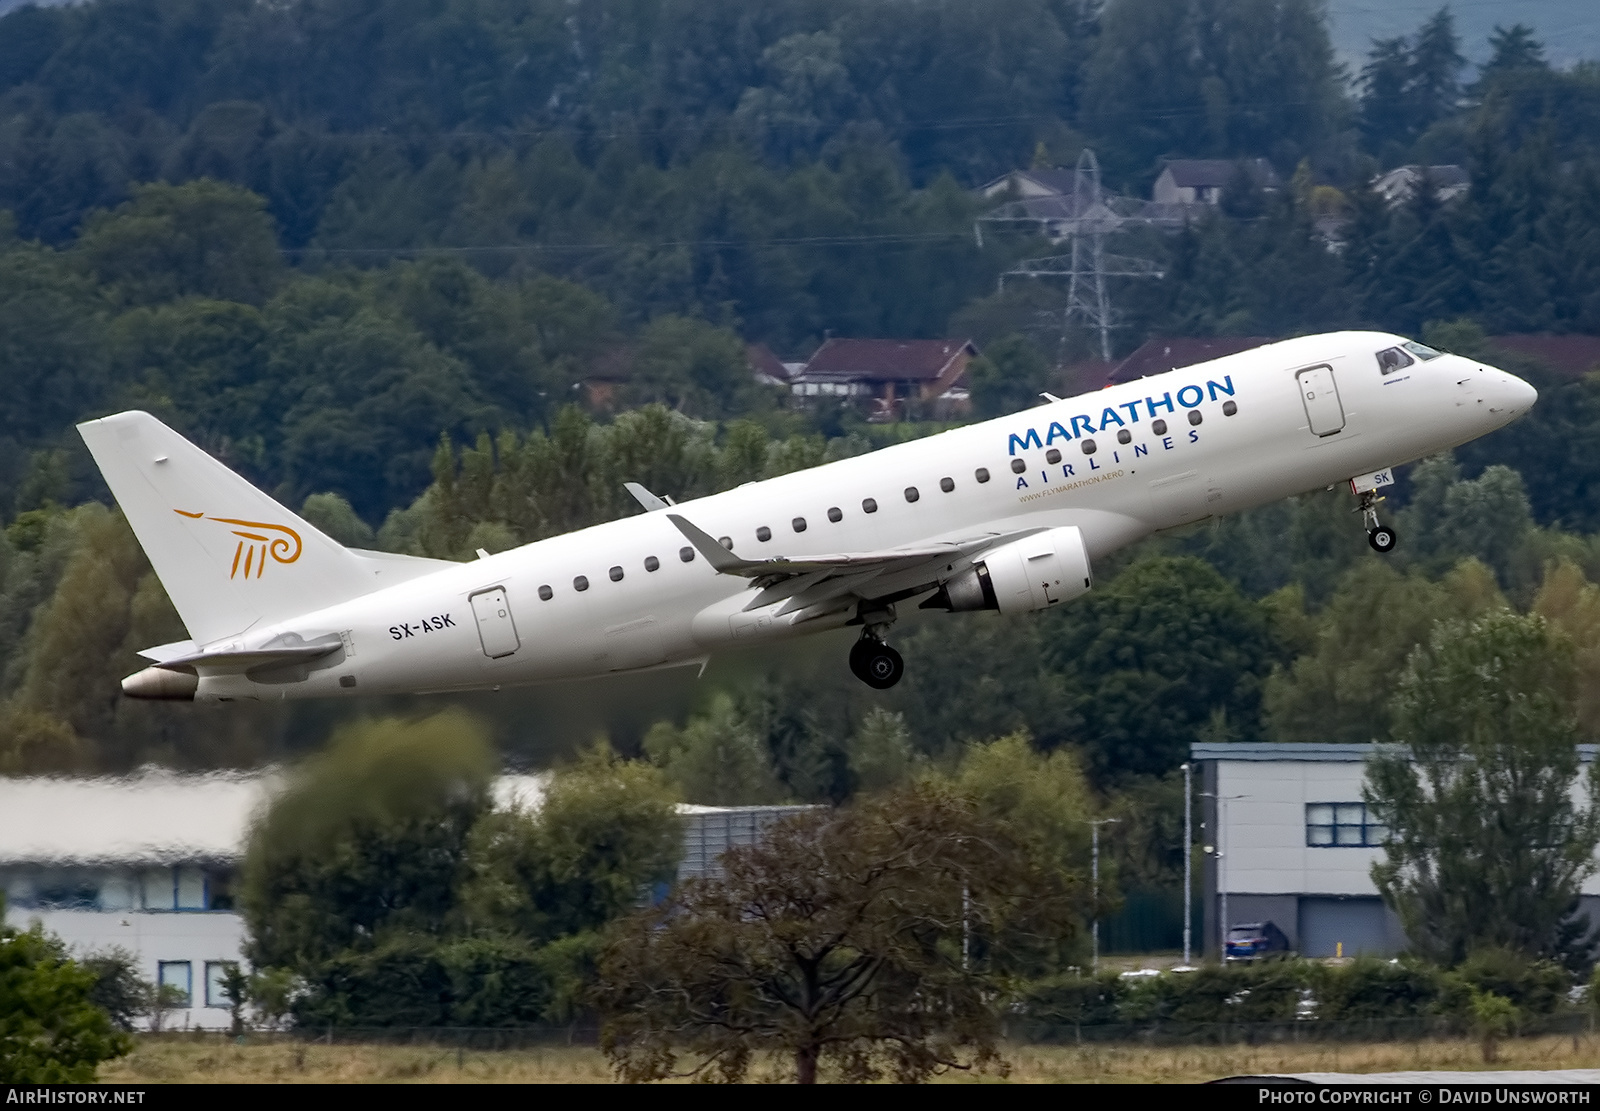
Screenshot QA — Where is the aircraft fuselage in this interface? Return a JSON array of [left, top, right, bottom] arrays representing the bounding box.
[[90, 331, 1537, 701]]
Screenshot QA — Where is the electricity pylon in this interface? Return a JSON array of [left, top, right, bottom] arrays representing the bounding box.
[[985, 150, 1164, 362]]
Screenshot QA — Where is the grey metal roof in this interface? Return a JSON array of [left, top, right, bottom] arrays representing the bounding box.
[[1191, 742, 1600, 762], [1190, 743, 1380, 762]]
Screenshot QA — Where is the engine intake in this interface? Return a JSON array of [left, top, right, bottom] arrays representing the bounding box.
[[932, 526, 1093, 615]]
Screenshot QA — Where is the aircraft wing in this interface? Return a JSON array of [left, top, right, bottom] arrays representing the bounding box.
[[666, 513, 1038, 618]]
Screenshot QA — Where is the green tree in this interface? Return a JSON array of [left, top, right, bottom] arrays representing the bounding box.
[[595, 781, 1080, 1084], [75, 179, 284, 305], [0, 905, 130, 1082], [967, 334, 1051, 419], [1366, 611, 1600, 968], [1041, 555, 1277, 781], [1396, 456, 1534, 584], [644, 692, 786, 805], [0, 239, 107, 444], [1358, 7, 1464, 160], [626, 315, 765, 419], [459, 742, 683, 942], [948, 732, 1095, 970], [79, 947, 154, 1033], [241, 710, 495, 970], [1082, 0, 1342, 179], [846, 707, 914, 794], [1264, 560, 1505, 746], [299, 492, 376, 548]]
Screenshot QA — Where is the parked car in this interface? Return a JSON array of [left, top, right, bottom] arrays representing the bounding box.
[[1224, 921, 1290, 961]]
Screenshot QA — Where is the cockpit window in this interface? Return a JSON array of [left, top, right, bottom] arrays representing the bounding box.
[[1403, 340, 1443, 361], [1377, 346, 1415, 375]]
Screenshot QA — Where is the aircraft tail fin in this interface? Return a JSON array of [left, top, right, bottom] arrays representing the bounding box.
[[77, 411, 379, 645]]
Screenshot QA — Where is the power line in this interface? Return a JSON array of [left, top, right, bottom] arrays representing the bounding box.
[[283, 230, 979, 259]]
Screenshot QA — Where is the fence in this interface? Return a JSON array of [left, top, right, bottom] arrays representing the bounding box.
[[165, 1011, 1598, 1051], [1009, 1010, 1597, 1046]]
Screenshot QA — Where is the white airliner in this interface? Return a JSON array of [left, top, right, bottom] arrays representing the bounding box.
[[81, 331, 1535, 700]]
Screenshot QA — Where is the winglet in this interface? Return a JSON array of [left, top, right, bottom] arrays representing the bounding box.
[[624, 482, 671, 512], [666, 514, 754, 574]]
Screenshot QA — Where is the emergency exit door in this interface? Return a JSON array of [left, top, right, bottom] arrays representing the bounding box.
[[469, 587, 520, 658], [1296, 365, 1345, 436]]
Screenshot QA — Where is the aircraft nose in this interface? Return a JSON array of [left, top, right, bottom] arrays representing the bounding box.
[[1508, 372, 1538, 411]]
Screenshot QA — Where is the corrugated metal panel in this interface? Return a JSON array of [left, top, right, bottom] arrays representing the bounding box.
[[678, 805, 821, 881]]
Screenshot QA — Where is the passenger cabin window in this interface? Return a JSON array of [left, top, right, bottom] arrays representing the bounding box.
[[827, 507, 842, 522], [904, 487, 920, 502], [1117, 429, 1131, 444], [679, 547, 695, 562], [1188, 410, 1202, 426], [574, 575, 590, 591], [940, 477, 954, 493], [976, 467, 990, 483], [863, 498, 878, 513], [1011, 458, 1026, 474], [1081, 439, 1097, 455], [719, 536, 733, 550], [1045, 448, 1061, 464], [609, 565, 624, 581], [1152, 419, 1168, 435], [1377, 346, 1415, 375], [538, 585, 553, 600], [756, 526, 772, 542], [793, 517, 807, 532], [1403, 341, 1443, 361], [645, 556, 660, 572], [1223, 401, 1238, 416]]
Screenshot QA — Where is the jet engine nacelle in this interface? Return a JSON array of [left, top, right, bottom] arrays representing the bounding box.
[[939, 526, 1093, 615]]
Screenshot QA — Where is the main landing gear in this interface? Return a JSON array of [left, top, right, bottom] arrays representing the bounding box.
[[848, 603, 904, 689], [849, 636, 904, 689], [1357, 489, 1398, 554]]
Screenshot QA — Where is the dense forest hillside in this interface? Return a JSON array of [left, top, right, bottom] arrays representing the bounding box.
[[5, 0, 1600, 901]]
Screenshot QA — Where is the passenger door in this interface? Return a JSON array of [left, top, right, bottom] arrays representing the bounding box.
[[469, 587, 520, 658], [1296, 365, 1345, 437]]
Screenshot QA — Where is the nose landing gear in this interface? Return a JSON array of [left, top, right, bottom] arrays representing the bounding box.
[[1357, 489, 1398, 554]]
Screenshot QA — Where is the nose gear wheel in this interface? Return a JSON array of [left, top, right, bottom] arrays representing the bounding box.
[[1355, 489, 1398, 555]]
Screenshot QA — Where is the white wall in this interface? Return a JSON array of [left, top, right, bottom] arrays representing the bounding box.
[[1216, 756, 1600, 898], [1216, 759, 1387, 897], [7, 907, 248, 1031]]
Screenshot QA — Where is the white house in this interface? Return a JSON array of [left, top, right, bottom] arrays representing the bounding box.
[[1191, 742, 1600, 960], [1370, 165, 1470, 208], [1152, 159, 1281, 206], [0, 770, 807, 1029]]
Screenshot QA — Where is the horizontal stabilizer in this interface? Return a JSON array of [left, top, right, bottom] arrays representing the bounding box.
[[151, 643, 341, 675]]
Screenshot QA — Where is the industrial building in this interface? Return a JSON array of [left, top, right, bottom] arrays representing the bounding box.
[[0, 770, 809, 1029], [1191, 742, 1600, 959]]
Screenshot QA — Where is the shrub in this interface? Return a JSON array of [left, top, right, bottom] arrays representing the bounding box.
[[0, 912, 129, 1082], [1310, 958, 1440, 1020], [1438, 948, 1570, 1017], [1021, 971, 1123, 1025]]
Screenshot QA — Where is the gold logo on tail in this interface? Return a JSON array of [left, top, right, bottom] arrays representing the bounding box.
[[175, 511, 303, 579]]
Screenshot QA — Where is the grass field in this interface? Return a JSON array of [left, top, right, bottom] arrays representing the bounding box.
[[96, 1032, 1600, 1083]]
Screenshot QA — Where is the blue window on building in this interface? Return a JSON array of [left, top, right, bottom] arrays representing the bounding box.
[[158, 960, 192, 1007], [1306, 803, 1387, 847]]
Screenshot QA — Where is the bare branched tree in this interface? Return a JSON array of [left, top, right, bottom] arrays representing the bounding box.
[[595, 781, 1081, 1083]]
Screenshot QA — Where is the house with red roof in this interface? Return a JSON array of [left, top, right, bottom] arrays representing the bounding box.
[[788, 338, 978, 421]]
